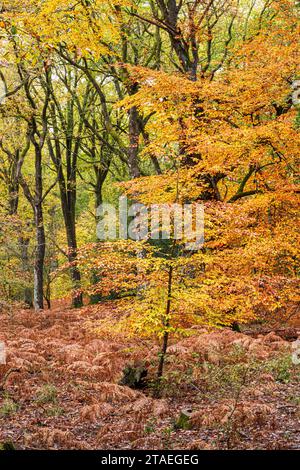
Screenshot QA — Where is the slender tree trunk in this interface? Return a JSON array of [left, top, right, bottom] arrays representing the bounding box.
[[33, 202, 45, 311], [155, 264, 173, 396], [44, 278, 51, 310], [19, 237, 33, 307], [33, 145, 45, 310], [53, 173, 83, 308], [90, 170, 106, 305], [8, 182, 19, 215], [128, 106, 141, 179], [12, 45, 50, 312], [47, 142, 83, 309], [64, 209, 83, 308], [47, 87, 84, 309], [5, 159, 33, 307], [8, 180, 33, 306]]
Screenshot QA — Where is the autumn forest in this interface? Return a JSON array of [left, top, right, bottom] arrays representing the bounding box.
[[0, 0, 299, 453]]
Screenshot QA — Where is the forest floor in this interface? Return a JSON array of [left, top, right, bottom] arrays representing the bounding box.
[[0, 301, 299, 450]]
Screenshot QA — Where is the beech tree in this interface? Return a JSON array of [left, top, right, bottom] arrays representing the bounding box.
[[0, 0, 298, 330]]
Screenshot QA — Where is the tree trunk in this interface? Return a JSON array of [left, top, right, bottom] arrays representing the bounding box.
[[128, 106, 141, 179], [64, 209, 83, 308], [90, 169, 107, 305], [19, 237, 33, 307], [33, 202, 45, 311], [155, 264, 173, 397], [32, 144, 46, 311]]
